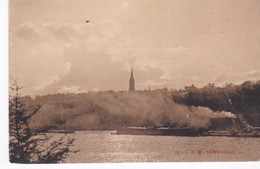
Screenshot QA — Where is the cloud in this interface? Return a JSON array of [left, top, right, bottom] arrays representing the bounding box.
[[9, 0, 260, 95], [215, 70, 260, 86], [11, 20, 193, 95], [10, 20, 131, 95], [58, 86, 87, 93], [14, 20, 123, 47], [38, 50, 165, 95], [246, 70, 260, 77]]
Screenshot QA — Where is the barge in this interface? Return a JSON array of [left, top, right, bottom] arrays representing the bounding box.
[[115, 127, 206, 137], [115, 127, 260, 137]]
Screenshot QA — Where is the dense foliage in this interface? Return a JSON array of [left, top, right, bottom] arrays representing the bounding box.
[[172, 81, 260, 126], [9, 81, 75, 163]]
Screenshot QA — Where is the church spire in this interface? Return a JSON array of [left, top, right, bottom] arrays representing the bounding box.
[[129, 68, 135, 91], [130, 68, 134, 78]]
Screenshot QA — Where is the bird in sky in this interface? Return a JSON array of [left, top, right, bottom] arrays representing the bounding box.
[[86, 20, 90, 23]]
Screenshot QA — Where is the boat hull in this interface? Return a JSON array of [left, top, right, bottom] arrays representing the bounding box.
[[116, 127, 200, 137]]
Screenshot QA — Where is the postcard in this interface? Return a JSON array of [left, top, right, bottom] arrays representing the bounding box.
[[8, 0, 260, 164]]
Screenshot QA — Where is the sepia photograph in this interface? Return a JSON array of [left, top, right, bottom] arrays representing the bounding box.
[[7, 0, 260, 165]]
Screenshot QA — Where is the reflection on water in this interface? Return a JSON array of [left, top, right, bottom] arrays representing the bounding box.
[[64, 131, 260, 163]]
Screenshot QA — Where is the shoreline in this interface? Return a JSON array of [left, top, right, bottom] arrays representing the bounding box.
[[43, 128, 260, 138]]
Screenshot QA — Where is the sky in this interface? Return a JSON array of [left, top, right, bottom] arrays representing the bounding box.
[[9, 0, 260, 96]]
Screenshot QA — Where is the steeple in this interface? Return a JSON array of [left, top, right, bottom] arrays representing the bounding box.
[[129, 68, 135, 91]]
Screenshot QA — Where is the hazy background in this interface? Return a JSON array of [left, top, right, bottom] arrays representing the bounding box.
[[9, 0, 260, 96]]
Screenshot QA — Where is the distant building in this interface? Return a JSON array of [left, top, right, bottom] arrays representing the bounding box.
[[184, 84, 198, 92], [129, 68, 135, 91]]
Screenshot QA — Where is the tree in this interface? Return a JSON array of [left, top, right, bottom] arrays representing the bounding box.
[[9, 80, 76, 163]]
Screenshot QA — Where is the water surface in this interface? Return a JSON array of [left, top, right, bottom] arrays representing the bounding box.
[[64, 130, 260, 163]]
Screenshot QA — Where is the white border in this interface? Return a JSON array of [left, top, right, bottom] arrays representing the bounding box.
[[0, 0, 9, 166], [1, 0, 259, 168]]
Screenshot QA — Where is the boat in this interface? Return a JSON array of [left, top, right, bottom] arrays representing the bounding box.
[[115, 126, 205, 137]]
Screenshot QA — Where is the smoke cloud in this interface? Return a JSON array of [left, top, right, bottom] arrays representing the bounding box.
[[30, 90, 236, 130]]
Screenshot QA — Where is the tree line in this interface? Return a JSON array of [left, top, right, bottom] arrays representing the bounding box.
[[172, 81, 260, 126]]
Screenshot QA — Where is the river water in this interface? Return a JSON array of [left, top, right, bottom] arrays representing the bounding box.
[[64, 130, 260, 163]]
